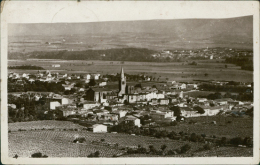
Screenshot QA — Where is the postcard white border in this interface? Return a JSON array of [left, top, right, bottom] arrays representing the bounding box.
[[1, 1, 259, 164]]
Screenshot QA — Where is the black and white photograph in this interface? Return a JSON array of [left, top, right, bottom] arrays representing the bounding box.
[[1, 1, 259, 164]]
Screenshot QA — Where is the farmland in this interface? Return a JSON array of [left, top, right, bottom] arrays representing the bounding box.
[[8, 120, 253, 157], [161, 116, 253, 138], [8, 59, 253, 82], [8, 120, 85, 131]]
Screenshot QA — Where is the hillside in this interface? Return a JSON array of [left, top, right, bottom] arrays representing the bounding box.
[[8, 16, 253, 52]]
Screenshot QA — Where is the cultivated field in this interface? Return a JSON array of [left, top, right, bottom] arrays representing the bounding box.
[[8, 120, 253, 157], [8, 59, 253, 82], [162, 116, 253, 138], [8, 120, 85, 131]]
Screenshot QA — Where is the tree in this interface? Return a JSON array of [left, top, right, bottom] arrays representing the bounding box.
[[94, 151, 100, 157], [88, 79, 96, 86], [180, 144, 191, 153], [149, 145, 157, 154], [161, 144, 167, 151], [31, 152, 48, 158], [170, 105, 181, 117], [225, 64, 228, 68], [75, 81, 83, 88], [190, 133, 198, 142], [152, 85, 157, 88], [135, 83, 142, 88], [194, 106, 205, 114], [204, 73, 209, 77]]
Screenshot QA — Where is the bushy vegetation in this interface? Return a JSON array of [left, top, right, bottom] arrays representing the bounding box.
[[200, 83, 252, 94], [31, 152, 48, 158], [73, 137, 86, 143], [225, 57, 253, 71], [199, 85, 253, 101], [8, 65, 45, 70], [87, 151, 100, 158], [25, 48, 160, 62], [8, 79, 65, 93], [8, 94, 62, 122]]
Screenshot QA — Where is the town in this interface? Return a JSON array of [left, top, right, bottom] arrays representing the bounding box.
[[8, 63, 253, 158], [6, 15, 254, 157]]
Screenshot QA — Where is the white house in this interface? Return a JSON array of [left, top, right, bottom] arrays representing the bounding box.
[[92, 124, 107, 133], [79, 88, 85, 92], [83, 102, 100, 110], [122, 115, 141, 127], [85, 74, 91, 80], [52, 64, 61, 67], [22, 73, 29, 79], [99, 82, 107, 87], [50, 101, 61, 110], [111, 110, 128, 118], [179, 83, 187, 89], [28, 79, 35, 83], [94, 74, 100, 80]]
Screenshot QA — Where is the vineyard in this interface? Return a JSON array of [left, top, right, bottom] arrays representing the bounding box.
[[9, 130, 198, 157], [162, 116, 253, 138], [8, 121, 85, 131], [8, 120, 253, 157], [9, 129, 253, 158]]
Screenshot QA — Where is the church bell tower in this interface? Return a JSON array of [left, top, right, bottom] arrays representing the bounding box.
[[118, 67, 126, 96]]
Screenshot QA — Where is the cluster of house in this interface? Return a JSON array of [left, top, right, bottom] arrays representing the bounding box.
[[150, 47, 252, 60], [8, 71, 105, 86], [8, 67, 253, 133]]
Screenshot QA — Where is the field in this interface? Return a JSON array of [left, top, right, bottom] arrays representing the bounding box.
[[162, 116, 253, 139], [8, 120, 253, 157], [8, 120, 85, 131], [8, 59, 253, 82]]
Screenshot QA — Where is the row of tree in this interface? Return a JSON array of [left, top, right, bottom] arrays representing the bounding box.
[[225, 57, 253, 71]]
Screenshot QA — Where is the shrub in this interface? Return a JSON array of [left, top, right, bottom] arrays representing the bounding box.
[[88, 151, 100, 157], [219, 137, 227, 146], [94, 151, 100, 157], [167, 149, 177, 155], [137, 147, 147, 154], [243, 137, 253, 147], [127, 148, 135, 154], [190, 133, 198, 142], [201, 134, 206, 138], [230, 137, 243, 146], [170, 121, 178, 126], [73, 137, 86, 143], [149, 145, 157, 154], [161, 144, 167, 151], [203, 143, 212, 150], [180, 144, 191, 153], [13, 154, 18, 159], [101, 139, 105, 142], [31, 152, 46, 158]]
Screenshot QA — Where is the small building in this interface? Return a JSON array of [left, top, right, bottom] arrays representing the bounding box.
[[50, 101, 61, 110], [52, 64, 61, 67], [82, 101, 100, 110], [121, 115, 141, 127], [99, 82, 107, 87], [92, 124, 107, 133], [158, 98, 169, 105]]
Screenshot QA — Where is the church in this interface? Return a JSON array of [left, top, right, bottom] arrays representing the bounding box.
[[85, 67, 165, 105]]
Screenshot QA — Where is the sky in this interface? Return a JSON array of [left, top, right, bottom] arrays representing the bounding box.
[[3, 1, 257, 24]]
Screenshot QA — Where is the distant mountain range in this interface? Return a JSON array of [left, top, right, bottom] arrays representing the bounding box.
[[8, 16, 253, 51]]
